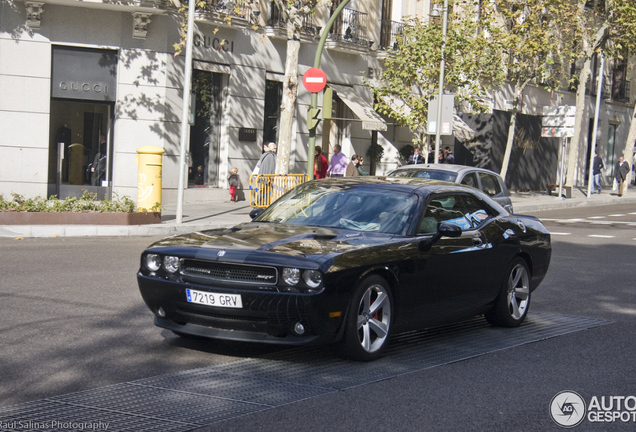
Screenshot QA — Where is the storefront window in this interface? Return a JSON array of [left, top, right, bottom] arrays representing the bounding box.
[[48, 46, 117, 199], [190, 69, 224, 187], [49, 101, 112, 197]]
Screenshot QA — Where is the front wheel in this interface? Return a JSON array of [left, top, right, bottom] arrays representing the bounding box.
[[339, 275, 393, 361], [485, 258, 531, 327]]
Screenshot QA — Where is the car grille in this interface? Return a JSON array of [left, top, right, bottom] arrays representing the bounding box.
[[180, 259, 278, 285]]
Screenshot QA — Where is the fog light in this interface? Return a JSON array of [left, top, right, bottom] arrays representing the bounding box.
[[157, 307, 166, 318], [293, 322, 305, 335]]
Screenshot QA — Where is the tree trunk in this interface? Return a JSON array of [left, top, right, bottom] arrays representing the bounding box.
[[276, 38, 300, 175], [566, 21, 609, 187], [500, 81, 526, 182], [565, 58, 592, 187]]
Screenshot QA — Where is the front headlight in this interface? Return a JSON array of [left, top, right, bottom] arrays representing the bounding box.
[[303, 270, 322, 288], [282, 267, 300, 286], [163, 256, 180, 273], [145, 253, 161, 271]]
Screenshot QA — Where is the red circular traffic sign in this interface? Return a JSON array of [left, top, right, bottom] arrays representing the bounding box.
[[303, 68, 327, 93]]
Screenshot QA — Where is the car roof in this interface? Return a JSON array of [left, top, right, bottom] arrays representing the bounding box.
[[309, 176, 485, 197], [390, 163, 502, 176], [297, 177, 508, 216]]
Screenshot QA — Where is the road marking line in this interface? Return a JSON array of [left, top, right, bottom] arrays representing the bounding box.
[[608, 214, 626, 217], [550, 232, 571, 236], [588, 235, 615, 238], [588, 216, 606, 219]]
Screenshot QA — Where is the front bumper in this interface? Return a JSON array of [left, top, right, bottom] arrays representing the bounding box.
[[137, 273, 346, 345]]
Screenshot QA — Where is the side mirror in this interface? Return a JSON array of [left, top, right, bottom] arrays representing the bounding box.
[[438, 222, 462, 238], [418, 222, 462, 252], [249, 208, 265, 220]]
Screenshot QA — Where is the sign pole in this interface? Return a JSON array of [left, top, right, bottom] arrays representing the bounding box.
[[433, 0, 449, 164], [306, 0, 351, 179], [175, 0, 196, 224]]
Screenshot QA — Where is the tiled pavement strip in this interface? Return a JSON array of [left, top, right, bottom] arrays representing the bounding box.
[[0, 312, 609, 432]]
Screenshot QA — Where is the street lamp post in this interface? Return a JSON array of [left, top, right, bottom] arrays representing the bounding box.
[[431, 1, 448, 164]]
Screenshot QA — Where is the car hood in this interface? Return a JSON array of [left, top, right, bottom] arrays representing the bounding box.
[[147, 222, 392, 259]]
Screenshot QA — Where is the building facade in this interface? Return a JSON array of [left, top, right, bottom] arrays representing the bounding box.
[[1, 0, 633, 206], [1, 0, 424, 206]]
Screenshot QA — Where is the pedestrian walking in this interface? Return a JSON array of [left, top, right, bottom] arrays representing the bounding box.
[[228, 167, 241, 202], [408, 147, 424, 164], [357, 156, 369, 176], [346, 154, 360, 177], [592, 150, 604, 194], [327, 144, 348, 177], [444, 146, 455, 164], [614, 155, 630, 197], [314, 145, 328, 179], [252, 142, 277, 175]]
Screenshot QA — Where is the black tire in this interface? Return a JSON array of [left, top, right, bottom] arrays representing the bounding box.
[[338, 275, 393, 361], [485, 257, 531, 327]]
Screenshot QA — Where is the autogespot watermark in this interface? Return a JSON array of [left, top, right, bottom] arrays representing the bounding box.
[[550, 391, 636, 428]]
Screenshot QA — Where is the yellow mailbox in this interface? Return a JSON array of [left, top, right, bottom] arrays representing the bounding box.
[[137, 145, 165, 212]]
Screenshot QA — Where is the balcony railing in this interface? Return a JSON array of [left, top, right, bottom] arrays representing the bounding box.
[[379, 20, 404, 50], [330, 8, 370, 47], [267, 2, 320, 36], [197, 0, 249, 18]]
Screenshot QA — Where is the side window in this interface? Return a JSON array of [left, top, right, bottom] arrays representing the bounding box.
[[418, 193, 493, 234], [459, 194, 493, 229], [418, 194, 466, 234], [460, 172, 478, 188], [479, 173, 502, 196]]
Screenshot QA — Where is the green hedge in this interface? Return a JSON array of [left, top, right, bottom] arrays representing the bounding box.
[[0, 190, 154, 213]]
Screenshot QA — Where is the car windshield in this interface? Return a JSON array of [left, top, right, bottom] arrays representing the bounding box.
[[390, 169, 457, 182], [255, 183, 418, 234]]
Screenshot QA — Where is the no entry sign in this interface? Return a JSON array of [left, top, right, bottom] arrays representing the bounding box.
[[303, 68, 327, 93]]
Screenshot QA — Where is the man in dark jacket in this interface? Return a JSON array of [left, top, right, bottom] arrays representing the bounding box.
[[592, 151, 604, 194], [614, 155, 630, 197], [408, 147, 424, 164], [444, 146, 455, 164]]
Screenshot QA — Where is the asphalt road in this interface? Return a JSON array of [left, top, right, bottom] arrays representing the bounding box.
[[1, 203, 635, 431]]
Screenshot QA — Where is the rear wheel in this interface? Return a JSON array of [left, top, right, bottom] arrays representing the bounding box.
[[339, 275, 393, 361], [485, 258, 530, 327]]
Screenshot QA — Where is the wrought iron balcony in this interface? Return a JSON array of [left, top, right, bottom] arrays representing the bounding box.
[[197, 0, 249, 18], [267, 2, 320, 36], [379, 20, 404, 50], [330, 8, 370, 47]]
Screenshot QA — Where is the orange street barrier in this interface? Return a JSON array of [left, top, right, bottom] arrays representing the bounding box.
[[248, 174, 308, 208]]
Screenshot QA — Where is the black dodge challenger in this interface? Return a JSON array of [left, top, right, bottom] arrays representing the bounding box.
[[138, 177, 551, 361]]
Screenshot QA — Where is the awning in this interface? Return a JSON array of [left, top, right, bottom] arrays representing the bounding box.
[[329, 84, 387, 131]]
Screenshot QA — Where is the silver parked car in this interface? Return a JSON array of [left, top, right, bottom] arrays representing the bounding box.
[[388, 164, 513, 213]]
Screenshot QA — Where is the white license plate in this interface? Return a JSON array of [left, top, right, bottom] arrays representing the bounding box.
[[186, 289, 243, 309]]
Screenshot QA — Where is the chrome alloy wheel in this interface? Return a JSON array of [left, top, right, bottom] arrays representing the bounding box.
[[507, 263, 530, 320], [356, 283, 392, 353]]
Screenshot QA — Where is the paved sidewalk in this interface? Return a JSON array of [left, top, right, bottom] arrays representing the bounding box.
[[1, 186, 635, 238]]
